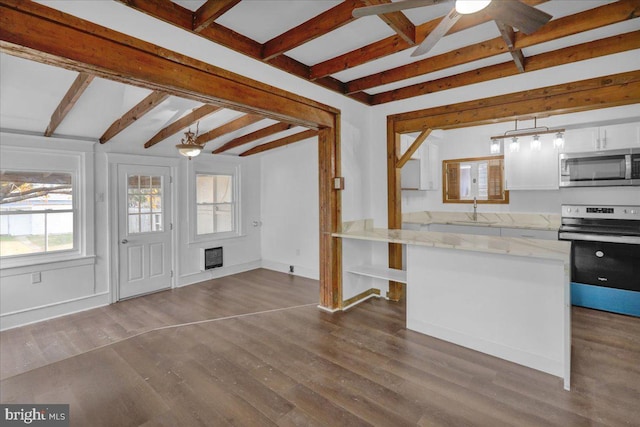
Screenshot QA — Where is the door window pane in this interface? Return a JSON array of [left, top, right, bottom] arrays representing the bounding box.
[[127, 174, 163, 234]]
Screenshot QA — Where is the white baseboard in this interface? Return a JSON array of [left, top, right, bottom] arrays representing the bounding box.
[[0, 292, 110, 331], [261, 259, 319, 280], [177, 260, 262, 287]]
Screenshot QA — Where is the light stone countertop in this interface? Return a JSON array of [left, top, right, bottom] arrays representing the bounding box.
[[334, 226, 570, 264], [402, 211, 561, 231]]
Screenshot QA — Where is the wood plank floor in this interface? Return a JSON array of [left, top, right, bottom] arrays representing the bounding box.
[[1, 269, 639, 426]]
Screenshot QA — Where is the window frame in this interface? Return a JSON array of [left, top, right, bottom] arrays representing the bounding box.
[[442, 155, 509, 204], [0, 145, 88, 269], [1, 169, 77, 258], [189, 164, 241, 242]]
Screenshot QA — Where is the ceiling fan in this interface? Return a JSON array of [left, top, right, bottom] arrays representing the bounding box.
[[353, 0, 552, 57]]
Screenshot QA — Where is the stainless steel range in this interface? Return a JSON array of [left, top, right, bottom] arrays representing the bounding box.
[[559, 205, 640, 317]]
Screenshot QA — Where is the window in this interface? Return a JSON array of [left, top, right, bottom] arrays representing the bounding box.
[[443, 155, 508, 204], [196, 173, 236, 236], [1, 170, 75, 257], [127, 175, 163, 234]]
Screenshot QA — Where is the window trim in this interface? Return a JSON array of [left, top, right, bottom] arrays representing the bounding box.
[[189, 164, 241, 243], [0, 168, 77, 258], [442, 155, 509, 204], [0, 143, 90, 270]]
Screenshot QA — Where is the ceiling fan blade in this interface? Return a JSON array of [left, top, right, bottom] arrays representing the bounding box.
[[411, 7, 460, 57], [352, 0, 450, 18], [488, 0, 552, 35]]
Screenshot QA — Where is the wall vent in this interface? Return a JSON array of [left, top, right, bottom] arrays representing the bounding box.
[[200, 247, 223, 271]]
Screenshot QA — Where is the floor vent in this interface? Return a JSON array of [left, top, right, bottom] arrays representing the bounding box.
[[201, 247, 223, 270]]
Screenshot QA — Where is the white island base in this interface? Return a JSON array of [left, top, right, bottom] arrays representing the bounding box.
[[407, 244, 571, 390]]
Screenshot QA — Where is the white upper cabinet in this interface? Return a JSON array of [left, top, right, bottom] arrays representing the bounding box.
[[598, 122, 640, 150], [504, 135, 559, 190], [562, 122, 640, 153], [400, 134, 439, 191]]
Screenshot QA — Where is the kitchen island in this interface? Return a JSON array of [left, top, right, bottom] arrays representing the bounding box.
[[334, 224, 572, 390]]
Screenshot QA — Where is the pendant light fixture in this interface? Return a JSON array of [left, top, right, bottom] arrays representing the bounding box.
[[490, 138, 501, 154], [530, 134, 542, 151], [491, 118, 565, 153], [509, 136, 520, 153], [553, 131, 565, 149], [176, 122, 204, 159]]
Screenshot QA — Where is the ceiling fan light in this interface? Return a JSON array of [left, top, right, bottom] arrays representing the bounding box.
[[455, 0, 491, 15]]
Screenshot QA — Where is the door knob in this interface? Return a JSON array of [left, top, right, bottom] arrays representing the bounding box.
[[121, 239, 128, 244]]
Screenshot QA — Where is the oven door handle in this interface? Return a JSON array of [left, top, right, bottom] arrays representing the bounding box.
[[558, 232, 640, 245]]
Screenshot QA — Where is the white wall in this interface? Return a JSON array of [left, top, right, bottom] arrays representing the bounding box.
[[259, 137, 319, 279], [0, 132, 263, 329]]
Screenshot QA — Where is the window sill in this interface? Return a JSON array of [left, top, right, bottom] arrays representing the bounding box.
[[188, 233, 247, 246], [0, 254, 96, 278]]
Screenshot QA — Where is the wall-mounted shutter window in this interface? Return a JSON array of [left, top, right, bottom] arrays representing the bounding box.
[[487, 159, 503, 200], [446, 163, 460, 200]]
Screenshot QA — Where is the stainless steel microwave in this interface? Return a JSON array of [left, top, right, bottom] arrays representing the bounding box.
[[559, 148, 640, 187]]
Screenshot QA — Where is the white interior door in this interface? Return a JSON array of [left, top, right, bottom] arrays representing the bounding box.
[[118, 165, 172, 299]]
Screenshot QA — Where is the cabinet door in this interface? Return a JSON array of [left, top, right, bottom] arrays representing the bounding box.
[[598, 122, 640, 150], [561, 128, 598, 153], [401, 158, 422, 190], [505, 136, 559, 190]]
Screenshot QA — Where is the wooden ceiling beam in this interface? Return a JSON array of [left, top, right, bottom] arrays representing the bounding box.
[[119, 0, 193, 29], [364, 0, 416, 45], [495, 21, 525, 73], [345, 0, 640, 94], [239, 129, 318, 157], [196, 114, 264, 145], [100, 90, 169, 144], [213, 122, 293, 154], [144, 104, 222, 148], [44, 72, 94, 137], [0, 0, 336, 128], [116, 0, 373, 104], [309, 1, 552, 80], [262, 0, 364, 61], [192, 0, 240, 32], [393, 70, 640, 134], [371, 30, 640, 105]]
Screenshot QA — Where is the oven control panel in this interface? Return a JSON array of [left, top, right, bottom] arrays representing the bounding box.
[[563, 205, 640, 220]]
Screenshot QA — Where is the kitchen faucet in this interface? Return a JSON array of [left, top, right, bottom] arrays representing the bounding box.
[[473, 197, 477, 221]]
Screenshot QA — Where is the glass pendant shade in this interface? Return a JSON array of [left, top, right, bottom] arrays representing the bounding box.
[[176, 144, 203, 158], [455, 0, 491, 14], [509, 136, 519, 153], [553, 132, 565, 149], [530, 135, 542, 151], [490, 138, 501, 154]]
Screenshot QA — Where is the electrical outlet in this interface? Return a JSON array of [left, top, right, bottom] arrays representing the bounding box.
[[31, 272, 41, 284], [289, 265, 294, 274]]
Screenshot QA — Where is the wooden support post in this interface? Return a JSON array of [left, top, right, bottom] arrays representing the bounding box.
[[387, 117, 403, 302], [318, 120, 342, 310]]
